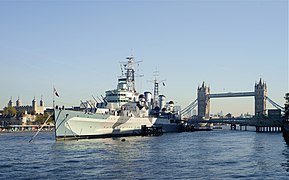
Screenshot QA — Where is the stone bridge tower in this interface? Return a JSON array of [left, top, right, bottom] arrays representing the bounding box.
[[255, 78, 267, 115], [198, 82, 210, 119]]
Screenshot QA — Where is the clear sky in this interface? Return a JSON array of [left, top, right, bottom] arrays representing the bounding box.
[[0, 0, 288, 116]]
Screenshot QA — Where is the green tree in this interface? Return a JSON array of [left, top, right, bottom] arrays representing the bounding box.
[[35, 112, 53, 125], [16, 109, 25, 118], [3, 106, 17, 117], [30, 110, 36, 115]]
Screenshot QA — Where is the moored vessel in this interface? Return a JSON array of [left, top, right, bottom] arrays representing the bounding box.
[[282, 93, 289, 144], [54, 56, 184, 140]]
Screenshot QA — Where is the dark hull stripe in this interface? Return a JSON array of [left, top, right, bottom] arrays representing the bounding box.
[[56, 132, 142, 141], [55, 128, 185, 140]]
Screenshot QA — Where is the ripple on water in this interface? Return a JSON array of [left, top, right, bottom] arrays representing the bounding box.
[[1, 130, 289, 179]]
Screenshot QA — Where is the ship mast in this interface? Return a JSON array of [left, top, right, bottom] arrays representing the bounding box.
[[151, 70, 165, 109], [125, 56, 136, 92], [120, 56, 142, 92], [153, 70, 159, 108]]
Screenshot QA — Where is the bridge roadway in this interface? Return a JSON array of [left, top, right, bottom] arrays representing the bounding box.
[[208, 92, 255, 98], [189, 117, 283, 127]]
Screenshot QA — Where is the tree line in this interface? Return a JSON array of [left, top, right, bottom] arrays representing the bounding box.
[[2, 106, 54, 125]]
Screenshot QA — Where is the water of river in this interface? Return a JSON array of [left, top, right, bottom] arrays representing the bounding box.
[[1, 127, 289, 179]]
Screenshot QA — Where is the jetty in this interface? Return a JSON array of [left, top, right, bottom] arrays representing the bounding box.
[[0, 124, 54, 132]]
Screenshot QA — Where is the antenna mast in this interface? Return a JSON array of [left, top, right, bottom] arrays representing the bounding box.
[[125, 56, 135, 92], [120, 55, 143, 92], [150, 69, 166, 108], [153, 70, 159, 108]]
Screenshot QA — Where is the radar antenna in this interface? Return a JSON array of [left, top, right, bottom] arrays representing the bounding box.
[[119, 55, 143, 92]]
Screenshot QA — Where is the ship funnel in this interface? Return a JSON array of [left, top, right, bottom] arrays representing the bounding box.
[[144, 92, 152, 110], [159, 95, 166, 110]]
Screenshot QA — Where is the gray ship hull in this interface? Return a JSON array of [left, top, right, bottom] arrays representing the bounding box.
[[54, 109, 183, 140]]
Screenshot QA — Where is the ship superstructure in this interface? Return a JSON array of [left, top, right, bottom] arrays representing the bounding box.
[[54, 56, 183, 140], [105, 56, 140, 110]]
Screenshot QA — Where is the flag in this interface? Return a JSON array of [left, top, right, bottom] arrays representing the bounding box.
[[54, 88, 59, 97]]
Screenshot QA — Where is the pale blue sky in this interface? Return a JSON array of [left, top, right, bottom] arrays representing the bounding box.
[[0, 0, 287, 115]]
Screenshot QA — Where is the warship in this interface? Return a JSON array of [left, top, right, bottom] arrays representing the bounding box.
[[54, 56, 184, 140]]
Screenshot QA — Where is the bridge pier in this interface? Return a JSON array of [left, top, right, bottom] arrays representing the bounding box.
[[230, 124, 248, 131], [239, 125, 247, 131], [231, 124, 236, 130], [256, 126, 282, 132]]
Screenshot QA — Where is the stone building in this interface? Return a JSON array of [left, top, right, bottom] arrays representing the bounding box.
[[7, 97, 45, 115]]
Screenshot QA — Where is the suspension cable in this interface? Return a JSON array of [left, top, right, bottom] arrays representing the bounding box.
[[181, 99, 198, 116], [181, 99, 198, 114], [266, 96, 284, 110]]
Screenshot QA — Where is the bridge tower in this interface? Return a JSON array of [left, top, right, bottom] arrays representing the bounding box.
[[254, 78, 267, 115], [198, 82, 210, 119]]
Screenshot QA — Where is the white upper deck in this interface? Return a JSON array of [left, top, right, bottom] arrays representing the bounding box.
[[105, 56, 140, 110]]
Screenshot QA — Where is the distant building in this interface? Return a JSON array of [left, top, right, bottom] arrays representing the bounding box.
[[225, 113, 233, 119], [8, 97, 13, 107], [21, 114, 37, 125], [7, 96, 45, 115]]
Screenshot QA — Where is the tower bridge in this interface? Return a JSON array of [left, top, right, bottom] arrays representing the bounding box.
[[198, 78, 267, 119], [181, 78, 283, 119], [181, 78, 284, 132]]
